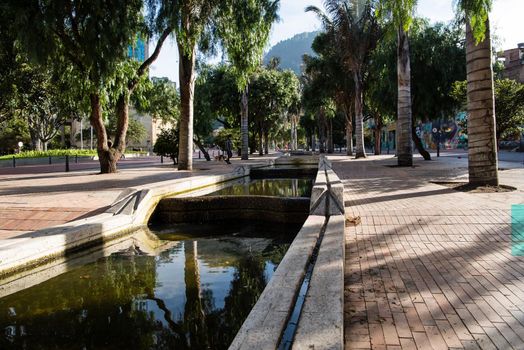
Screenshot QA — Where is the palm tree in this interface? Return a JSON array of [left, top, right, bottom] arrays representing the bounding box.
[[377, 0, 417, 166], [307, 0, 380, 159], [456, 0, 498, 185]]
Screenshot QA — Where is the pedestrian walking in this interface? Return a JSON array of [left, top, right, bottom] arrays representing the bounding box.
[[225, 135, 233, 164]]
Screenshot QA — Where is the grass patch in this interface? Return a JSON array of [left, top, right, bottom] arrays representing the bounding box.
[[0, 149, 148, 160]]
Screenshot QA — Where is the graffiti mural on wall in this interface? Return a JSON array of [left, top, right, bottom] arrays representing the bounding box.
[[415, 112, 467, 150]]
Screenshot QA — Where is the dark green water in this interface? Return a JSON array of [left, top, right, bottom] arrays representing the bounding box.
[[208, 178, 313, 197], [0, 222, 299, 349]]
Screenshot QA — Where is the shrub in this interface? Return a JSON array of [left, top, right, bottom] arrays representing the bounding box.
[[153, 128, 179, 165]]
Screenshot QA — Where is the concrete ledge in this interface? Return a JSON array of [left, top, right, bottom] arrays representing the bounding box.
[[229, 155, 346, 350], [229, 215, 325, 350], [0, 166, 254, 278], [292, 215, 345, 350], [310, 156, 345, 216], [153, 196, 310, 224]]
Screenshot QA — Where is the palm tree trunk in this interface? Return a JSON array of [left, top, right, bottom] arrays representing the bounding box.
[[178, 45, 196, 171], [465, 19, 499, 186], [240, 86, 249, 160], [397, 26, 413, 166], [354, 71, 366, 158]]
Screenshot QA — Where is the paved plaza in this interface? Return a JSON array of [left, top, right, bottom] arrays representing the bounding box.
[[333, 151, 524, 349], [0, 156, 270, 240], [1, 150, 523, 349]]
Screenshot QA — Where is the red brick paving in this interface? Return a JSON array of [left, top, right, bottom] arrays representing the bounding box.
[[332, 154, 524, 350]]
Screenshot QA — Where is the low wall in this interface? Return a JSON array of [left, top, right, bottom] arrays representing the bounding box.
[[0, 165, 255, 278], [152, 196, 310, 224], [229, 155, 346, 350]]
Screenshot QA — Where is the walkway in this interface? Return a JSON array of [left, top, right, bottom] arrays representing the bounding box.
[[332, 151, 524, 350], [0, 155, 274, 240]]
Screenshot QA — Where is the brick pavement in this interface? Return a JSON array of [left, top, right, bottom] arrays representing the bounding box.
[[332, 153, 524, 350], [0, 155, 274, 240]]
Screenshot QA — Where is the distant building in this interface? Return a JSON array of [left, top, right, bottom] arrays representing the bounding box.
[[499, 43, 524, 83], [128, 36, 149, 62]]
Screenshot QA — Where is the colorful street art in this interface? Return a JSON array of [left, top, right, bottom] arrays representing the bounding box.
[[415, 112, 468, 150]]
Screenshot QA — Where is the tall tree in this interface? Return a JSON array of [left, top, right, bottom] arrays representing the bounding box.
[[218, 0, 279, 160], [307, 0, 380, 158], [455, 0, 498, 185], [13, 0, 144, 173], [368, 20, 466, 158], [377, 0, 417, 166], [149, 0, 221, 170]]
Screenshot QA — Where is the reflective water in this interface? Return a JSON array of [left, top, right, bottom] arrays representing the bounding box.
[[208, 178, 313, 197], [0, 222, 299, 349]]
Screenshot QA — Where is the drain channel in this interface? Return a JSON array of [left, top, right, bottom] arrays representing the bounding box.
[[277, 215, 330, 350]]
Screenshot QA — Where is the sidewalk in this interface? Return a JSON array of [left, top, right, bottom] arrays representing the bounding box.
[[0, 155, 276, 240], [331, 153, 524, 350]]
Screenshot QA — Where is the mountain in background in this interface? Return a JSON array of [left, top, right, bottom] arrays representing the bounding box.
[[264, 31, 319, 75]]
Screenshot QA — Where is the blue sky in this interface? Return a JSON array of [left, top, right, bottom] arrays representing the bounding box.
[[149, 0, 523, 82]]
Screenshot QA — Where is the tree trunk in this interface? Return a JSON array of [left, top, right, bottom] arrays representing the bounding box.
[[327, 118, 334, 153], [178, 45, 196, 171], [318, 110, 326, 153], [466, 19, 499, 186], [397, 26, 414, 166], [264, 129, 269, 154], [412, 125, 431, 160], [194, 138, 211, 161], [240, 86, 249, 160], [258, 123, 264, 156], [373, 114, 382, 155], [346, 118, 353, 156], [354, 71, 366, 158], [90, 93, 118, 173], [374, 129, 381, 155]]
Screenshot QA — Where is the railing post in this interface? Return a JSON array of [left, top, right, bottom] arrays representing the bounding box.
[[160, 155, 163, 164], [75, 155, 78, 163], [65, 155, 70, 172], [12, 156, 15, 168], [49, 156, 52, 164]]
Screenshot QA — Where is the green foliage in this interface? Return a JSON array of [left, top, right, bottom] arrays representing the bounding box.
[[106, 116, 147, 145], [194, 65, 239, 139], [153, 128, 179, 164], [0, 149, 98, 160], [215, 128, 241, 152], [0, 117, 30, 154], [377, 0, 418, 31], [263, 31, 318, 75], [218, 0, 279, 91], [455, 0, 492, 44], [134, 77, 180, 123], [250, 67, 301, 128], [369, 21, 466, 121], [13, 0, 144, 90], [451, 79, 524, 140]]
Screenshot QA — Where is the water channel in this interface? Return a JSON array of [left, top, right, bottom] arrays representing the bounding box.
[[0, 175, 314, 349]]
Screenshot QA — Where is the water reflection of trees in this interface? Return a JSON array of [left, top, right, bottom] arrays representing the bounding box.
[[0, 237, 289, 349], [212, 178, 312, 197]]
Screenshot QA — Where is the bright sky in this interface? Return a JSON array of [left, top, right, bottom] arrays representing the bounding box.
[[149, 0, 523, 82]]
